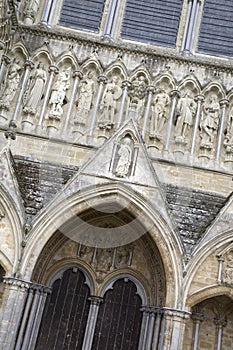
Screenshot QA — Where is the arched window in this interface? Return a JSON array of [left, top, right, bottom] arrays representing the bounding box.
[[35, 268, 91, 350], [92, 278, 143, 350]]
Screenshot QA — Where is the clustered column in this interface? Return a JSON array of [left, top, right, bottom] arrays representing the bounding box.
[[15, 283, 51, 350], [0, 277, 30, 350]]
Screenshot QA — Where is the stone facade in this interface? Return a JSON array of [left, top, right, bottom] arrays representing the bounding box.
[[0, 0, 233, 349]]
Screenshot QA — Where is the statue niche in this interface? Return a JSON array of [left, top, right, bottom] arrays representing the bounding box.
[[98, 75, 122, 130], [114, 136, 134, 178]]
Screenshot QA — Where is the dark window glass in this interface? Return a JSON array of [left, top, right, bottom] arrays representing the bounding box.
[[121, 0, 183, 47], [198, 0, 233, 57], [59, 0, 106, 32]]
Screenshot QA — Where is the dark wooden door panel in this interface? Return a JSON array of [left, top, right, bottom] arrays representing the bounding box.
[[35, 268, 90, 350], [92, 278, 142, 350]]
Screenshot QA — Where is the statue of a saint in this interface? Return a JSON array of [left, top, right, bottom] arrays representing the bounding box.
[[200, 94, 220, 147], [99, 76, 122, 128], [149, 90, 170, 139], [115, 137, 133, 178], [24, 0, 40, 23], [175, 91, 196, 141], [74, 71, 94, 125], [0, 58, 21, 109], [23, 62, 47, 114], [223, 251, 233, 285], [49, 67, 71, 119]]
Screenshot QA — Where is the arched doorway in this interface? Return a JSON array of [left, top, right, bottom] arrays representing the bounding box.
[[35, 267, 91, 350], [92, 278, 143, 350]]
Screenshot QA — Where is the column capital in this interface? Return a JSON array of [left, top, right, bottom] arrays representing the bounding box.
[[146, 85, 156, 94], [3, 276, 31, 290], [49, 65, 59, 74], [219, 98, 230, 108], [24, 60, 34, 70], [121, 79, 132, 89], [73, 70, 83, 79], [191, 312, 204, 323], [170, 89, 181, 99], [194, 94, 205, 102], [2, 54, 11, 65], [214, 317, 227, 328], [88, 295, 103, 305], [163, 308, 191, 320], [97, 75, 108, 84]]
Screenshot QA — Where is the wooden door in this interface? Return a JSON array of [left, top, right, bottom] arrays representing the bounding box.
[[92, 278, 142, 350], [35, 268, 90, 350]]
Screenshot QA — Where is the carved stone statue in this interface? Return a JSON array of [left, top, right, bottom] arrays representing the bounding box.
[[49, 67, 71, 119], [175, 91, 196, 142], [200, 94, 220, 148], [223, 251, 233, 285], [0, 58, 21, 109], [224, 105, 233, 154], [149, 90, 170, 140], [115, 137, 133, 178], [116, 246, 130, 267], [129, 75, 147, 120], [95, 248, 113, 271], [23, 62, 47, 115], [98, 76, 122, 129], [24, 0, 40, 23], [74, 71, 94, 125]]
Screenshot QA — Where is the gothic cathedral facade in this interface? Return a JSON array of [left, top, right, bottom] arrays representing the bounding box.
[[0, 0, 233, 349]]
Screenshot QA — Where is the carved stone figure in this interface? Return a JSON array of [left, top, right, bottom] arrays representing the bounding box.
[[175, 91, 196, 142], [0, 58, 21, 109], [115, 137, 133, 178], [224, 105, 233, 154], [24, 0, 40, 23], [74, 71, 94, 125], [200, 94, 220, 148], [49, 67, 71, 119], [116, 246, 130, 267], [95, 248, 112, 271], [149, 90, 170, 140], [129, 75, 147, 120], [79, 245, 93, 264], [23, 62, 47, 115], [223, 251, 233, 285], [99, 76, 122, 129]]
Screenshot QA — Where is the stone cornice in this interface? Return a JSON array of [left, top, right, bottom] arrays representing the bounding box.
[[17, 24, 233, 73]]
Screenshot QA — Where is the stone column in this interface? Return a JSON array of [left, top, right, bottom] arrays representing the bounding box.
[[190, 94, 205, 156], [215, 98, 229, 162], [12, 60, 34, 123], [146, 308, 156, 350], [191, 313, 204, 350], [88, 75, 107, 141], [0, 54, 11, 84], [0, 277, 30, 350], [62, 70, 83, 137], [138, 307, 150, 350], [15, 284, 51, 350], [41, 0, 56, 26], [161, 309, 190, 350], [152, 309, 163, 350], [116, 80, 132, 129], [142, 85, 156, 140], [214, 317, 227, 350], [81, 296, 103, 350], [36, 65, 59, 132], [164, 90, 180, 152]]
